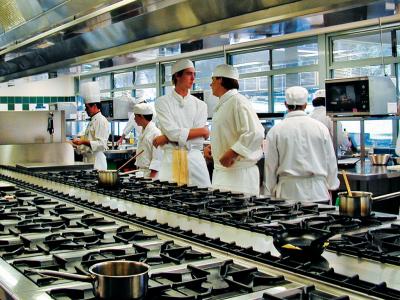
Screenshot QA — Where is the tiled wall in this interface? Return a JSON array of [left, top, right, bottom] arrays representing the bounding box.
[[0, 96, 76, 111]]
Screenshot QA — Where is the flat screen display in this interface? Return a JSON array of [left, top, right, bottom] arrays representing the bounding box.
[[326, 79, 369, 114]]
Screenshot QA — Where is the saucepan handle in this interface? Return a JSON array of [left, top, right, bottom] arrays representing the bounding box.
[[27, 268, 94, 282], [372, 191, 400, 202]]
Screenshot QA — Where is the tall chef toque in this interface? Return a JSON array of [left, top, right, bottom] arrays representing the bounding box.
[[171, 59, 194, 75], [212, 64, 239, 80], [313, 89, 326, 99], [133, 102, 154, 115], [285, 86, 309, 105], [80, 81, 101, 104]]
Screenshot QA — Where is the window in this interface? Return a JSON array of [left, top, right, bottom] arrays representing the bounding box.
[[272, 43, 318, 69], [332, 64, 393, 78], [239, 76, 268, 113], [193, 57, 224, 91], [231, 50, 269, 73], [114, 72, 133, 88], [273, 72, 318, 112], [96, 75, 111, 90], [332, 31, 392, 62], [342, 120, 394, 149], [134, 68, 156, 85]]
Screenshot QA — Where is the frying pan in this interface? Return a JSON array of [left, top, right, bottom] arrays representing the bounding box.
[[273, 228, 333, 258], [28, 260, 149, 300]]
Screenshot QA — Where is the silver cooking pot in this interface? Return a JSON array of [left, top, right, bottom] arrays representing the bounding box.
[[338, 191, 372, 217], [98, 150, 144, 188], [97, 169, 138, 188], [338, 191, 400, 218], [29, 261, 149, 299]]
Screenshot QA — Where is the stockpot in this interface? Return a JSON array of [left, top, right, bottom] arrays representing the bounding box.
[[30, 261, 149, 300]]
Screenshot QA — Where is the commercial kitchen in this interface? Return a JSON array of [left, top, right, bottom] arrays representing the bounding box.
[[1, 0, 400, 299]]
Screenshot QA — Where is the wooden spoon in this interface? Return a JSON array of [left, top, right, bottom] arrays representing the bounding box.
[[342, 170, 352, 197]]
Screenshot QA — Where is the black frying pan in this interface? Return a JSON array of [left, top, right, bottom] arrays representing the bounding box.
[[273, 228, 333, 258]]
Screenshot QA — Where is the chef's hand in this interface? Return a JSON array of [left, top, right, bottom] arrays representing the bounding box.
[[219, 149, 238, 168], [117, 137, 124, 145], [153, 135, 169, 148], [150, 170, 158, 178], [202, 126, 210, 140], [72, 138, 90, 146], [204, 145, 212, 160]]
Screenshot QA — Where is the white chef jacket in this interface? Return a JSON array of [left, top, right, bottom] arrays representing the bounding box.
[[309, 106, 349, 149], [76, 112, 109, 170], [264, 111, 339, 202], [122, 113, 142, 137], [211, 89, 264, 195], [155, 90, 211, 188], [134, 121, 162, 178]]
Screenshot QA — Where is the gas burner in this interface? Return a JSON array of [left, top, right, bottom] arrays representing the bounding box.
[[262, 285, 349, 299], [114, 229, 157, 243], [328, 223, 400, 265], [15, 218, 67, 233], [80, 248, 147, 267]]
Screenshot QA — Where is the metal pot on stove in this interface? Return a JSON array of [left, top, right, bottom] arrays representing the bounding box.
[[338, 191, 372, 218], [98, 150, 144, 188], [29, 260, 149, 300]]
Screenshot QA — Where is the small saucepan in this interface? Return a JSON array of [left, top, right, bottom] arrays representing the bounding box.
[[98, 150, 144, 188], [273, 228, 333, 258], [29, 260, 149, 300], [338, 191, 400, 218]]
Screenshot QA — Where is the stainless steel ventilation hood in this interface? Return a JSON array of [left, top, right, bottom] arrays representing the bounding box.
[[0, 0, 379, 82]]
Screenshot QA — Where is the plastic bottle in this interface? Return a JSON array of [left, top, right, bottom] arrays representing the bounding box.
[[129, 132, 135, 144]]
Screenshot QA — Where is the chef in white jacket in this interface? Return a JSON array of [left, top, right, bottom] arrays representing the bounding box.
[[117, 93, 144, 145], [132, 102, 162, 178], [204, 64, 264, 195], [264, 86, 339, 202], [309, 89, 350, 150], [153, 59, 211, 188], [72, 81, 109, 170]]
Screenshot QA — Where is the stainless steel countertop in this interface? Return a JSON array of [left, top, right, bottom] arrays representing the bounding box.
[[0, 168, 399, 299], [339, 160, 400, 181]]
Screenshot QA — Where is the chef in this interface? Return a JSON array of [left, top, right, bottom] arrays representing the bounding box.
[[264, 86, 339, 202], [204, 64, 264, 195], [117, 92, 144, 145], [309, 89, 350, 151], [132, 102, 162, 178], [153, 59, 211, 188], [72, 81, 109, 170]]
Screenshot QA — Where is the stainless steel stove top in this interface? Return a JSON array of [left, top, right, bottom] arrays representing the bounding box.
[[1, 168, 400, 299], [0, 179, 358, 300]]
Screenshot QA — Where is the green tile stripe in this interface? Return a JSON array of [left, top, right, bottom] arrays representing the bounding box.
[[0, 96, 75, 104], [0, 95, 76, 110]]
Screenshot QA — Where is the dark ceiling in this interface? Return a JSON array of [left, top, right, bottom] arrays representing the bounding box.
[[0, 0, 393, 82]]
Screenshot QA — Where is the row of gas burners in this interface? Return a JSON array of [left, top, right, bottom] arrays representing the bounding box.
[[0, 181, 349, 300], [20, 169, 398, 236]]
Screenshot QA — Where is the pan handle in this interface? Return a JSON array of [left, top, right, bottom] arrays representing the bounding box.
[[372, 191, 400, 202], [117, 150, 144, 171], [27, 268, 94, 282]]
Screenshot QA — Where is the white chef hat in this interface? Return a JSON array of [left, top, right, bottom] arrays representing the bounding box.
[[212, 64, 239, 80], [171, 59, 194, 75], [285, 86, 309, 105], [80, 81, 101, 104], [313, 89, 326, 99], [133, 102, 154, 115]]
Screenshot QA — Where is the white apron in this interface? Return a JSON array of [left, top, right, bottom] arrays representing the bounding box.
[[212, 165, 259, 196], [275, 175, 330, 202]]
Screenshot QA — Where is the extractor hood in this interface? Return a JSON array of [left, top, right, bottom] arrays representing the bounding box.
[[0, 0, 381, 82]]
